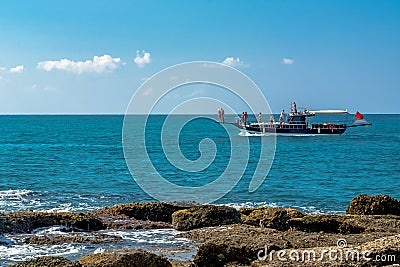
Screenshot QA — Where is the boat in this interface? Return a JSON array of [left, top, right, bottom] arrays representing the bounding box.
[[226, 106, 371, 135]]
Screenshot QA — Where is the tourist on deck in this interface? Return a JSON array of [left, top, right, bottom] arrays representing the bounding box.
[[244, 112, 248, 125], [270, 114, 274, 124], [279, 109, 285, 123], [293, 102, 297, 113], [257, 112, 262, 123], [221, 108, 225, 123]]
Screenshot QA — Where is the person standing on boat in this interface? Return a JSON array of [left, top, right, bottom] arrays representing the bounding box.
[[221, 108, 225, 123], [241, 112, 245, 125], [293, 102, 297, 113], [218, 108, 221, 122], [279, 109, 285, 123], [257, 112, 262, 123], [244, 112, 248, 125], [270, 114, 274, 124]]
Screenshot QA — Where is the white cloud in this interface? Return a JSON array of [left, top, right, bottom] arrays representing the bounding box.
[[141, 87, 153, 96], [222, 57, 246, 67], [37, 54, 121, 74], [9, 65, 24, 73], [283, 58, 294, 65], [134, 50, 151, 67]]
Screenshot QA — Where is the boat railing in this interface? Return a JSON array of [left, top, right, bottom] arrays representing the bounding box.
[[311, 124, 347, 129], [250, 122, 308, 129]]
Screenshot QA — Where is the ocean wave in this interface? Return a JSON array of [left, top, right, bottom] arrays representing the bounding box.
[[0, 189, 34, 201], [219, 201, 343, 214], [0, 241, 83, 266], [0, 227, 196, 266], [0, 190, 124, 213]]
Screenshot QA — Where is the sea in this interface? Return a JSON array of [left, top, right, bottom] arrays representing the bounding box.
[[0, 114, 399, 265]]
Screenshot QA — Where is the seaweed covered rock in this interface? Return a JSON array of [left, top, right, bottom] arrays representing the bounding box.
[[239, 207, 304, 230], [288, 214, 343, 233], [78, 250, 172, 267], [91, 202, 191, 223], [193, 241, 281, 267], [346, 194, 400, 216], [287, 214, 366, 234], [9, 256, 81, 267], [0, 212, 103, 234], [172, 205, 241, 231]]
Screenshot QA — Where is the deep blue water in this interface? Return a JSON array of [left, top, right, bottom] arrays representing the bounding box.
[[0, 114, 399, 214]]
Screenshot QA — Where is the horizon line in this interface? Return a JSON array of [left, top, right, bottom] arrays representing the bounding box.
[[0, 112, 399, 115]]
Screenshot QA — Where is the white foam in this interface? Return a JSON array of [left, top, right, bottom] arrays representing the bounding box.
[[0, 190, 34, 200], [219, 202, 340, 214], [0, 242, 83, 265], [239, 132, 271, 137], [93, 247, 105, 254], [31, 225, 70, 235], [100, 228, 193, 245]]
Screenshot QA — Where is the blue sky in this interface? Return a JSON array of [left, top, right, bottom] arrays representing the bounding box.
[[0, 0, 399, 114]]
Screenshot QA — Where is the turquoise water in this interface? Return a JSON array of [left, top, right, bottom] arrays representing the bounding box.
[[0, 114, 399, 213]]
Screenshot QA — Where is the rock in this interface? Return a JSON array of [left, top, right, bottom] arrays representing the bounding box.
[[181, 225, 289, 266], [0, 211, 103, 234], [78, 250, 172, 267], [239, 207, 304, 230], [193, 242, 263, 267], [91, 202, 191, 223], [346, 194, 400, 216], [286, 208, 306, 219], [288, 215, 343, 233], [9, 256, 80, 267], [355, 234, 400, 266], [171, 205, 241, 231], [259, 208, 291, 231], [338, 219, 365, 234]]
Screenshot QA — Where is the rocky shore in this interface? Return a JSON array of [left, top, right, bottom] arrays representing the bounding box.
[[1, 194, 399, 266]]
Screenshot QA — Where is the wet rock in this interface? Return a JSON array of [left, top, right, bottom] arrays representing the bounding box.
[[91, 202, 191, 223], [24, 232, 122, 245], [171, 205, 241, 231], [0, 211, 103, 234], [193, 242, 275, 267], [259, 208, 291, 231], [346, 194, 400, 216], [288, 215, 343, 233], [181, 225, 292, 266], [91, 210, 172, 230], [78, 250, 172, 267], [9, 256, 81, 267], [240, 207, 304, 230], [338, 219, 365, 234]]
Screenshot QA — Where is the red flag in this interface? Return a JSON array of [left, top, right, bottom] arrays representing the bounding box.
[[355, 111, 364, 120]]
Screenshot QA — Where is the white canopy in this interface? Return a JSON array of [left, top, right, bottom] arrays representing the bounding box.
[[308, 109, 348, 115]]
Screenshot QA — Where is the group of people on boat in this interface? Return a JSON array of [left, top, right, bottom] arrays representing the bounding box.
[[220, 102, 301, 126]]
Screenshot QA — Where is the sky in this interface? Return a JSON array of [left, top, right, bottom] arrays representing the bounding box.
[[0, 0, 399, 114]]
